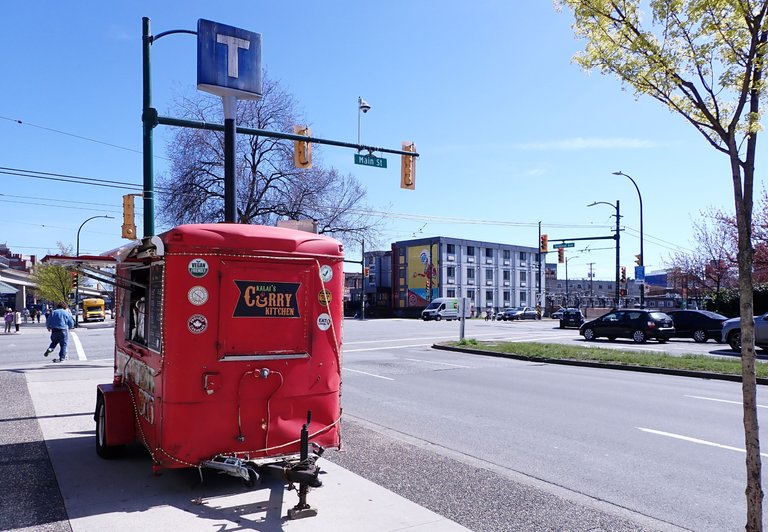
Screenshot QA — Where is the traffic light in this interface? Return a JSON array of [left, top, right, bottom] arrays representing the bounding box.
[[539, 234, 548, 253], [364, 267, 370, 277], [621, 266, 627, 283], [620, 288, 627, 297], [293, 125, 312, 169], [635, 253, 642, 266], [558, 248, 565, 263], [122, 194, 136, 239], [400, 141, 416, 190]]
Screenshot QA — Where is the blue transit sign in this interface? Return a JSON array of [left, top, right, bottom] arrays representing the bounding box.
[[635, 265, 645, 281], [197, 19, 262, 99]]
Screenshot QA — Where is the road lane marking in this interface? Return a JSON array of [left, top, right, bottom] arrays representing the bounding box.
[[637, 427, 768, 457], [685, 395, 768, 409], [342, 368, 395, 380], [404, 358, 471, 368], [346, 343, 433, 353], [70, 332, 87, 361]]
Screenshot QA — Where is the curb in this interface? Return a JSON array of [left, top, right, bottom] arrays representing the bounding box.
[[432, 343, 768, 386]]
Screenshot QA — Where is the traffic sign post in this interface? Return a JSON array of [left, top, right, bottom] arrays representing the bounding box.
[[553, 242, 575, 249], [354, 153, 387, 168]]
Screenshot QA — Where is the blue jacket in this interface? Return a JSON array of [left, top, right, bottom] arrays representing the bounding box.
[[47, 309, 75, 330]]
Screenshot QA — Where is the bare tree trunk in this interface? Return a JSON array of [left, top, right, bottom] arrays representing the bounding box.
[[732, 150, 763, 531]]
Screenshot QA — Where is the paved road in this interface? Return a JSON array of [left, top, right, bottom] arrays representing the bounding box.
[[337, 318, 765, 531], [1, 318, 760, 530]]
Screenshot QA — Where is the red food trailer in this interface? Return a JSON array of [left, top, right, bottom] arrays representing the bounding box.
[[47, 223, 344, 518]]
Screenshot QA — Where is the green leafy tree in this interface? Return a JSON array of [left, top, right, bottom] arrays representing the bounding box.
[[31, 264, 73, 305], [556, 1, 768, 528]]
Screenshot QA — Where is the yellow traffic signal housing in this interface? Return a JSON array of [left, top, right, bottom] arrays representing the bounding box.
[[558, 248, 565, 263], [635, 253, 642, 266], [293, 125, 312, 169], [539, 234, 548, 253], [401, 142, 416, 190], [122, 195, 137, 239]]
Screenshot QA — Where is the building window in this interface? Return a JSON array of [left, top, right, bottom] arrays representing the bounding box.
[[467, 268, 475, 279], [503, 270, 510, 281], [486, 269, 493, 281], [447, 266, 455, 277], [447, 289, 456, 297], [503, 250, 510, 260], [519, 251, 526, 261], [467, 289, 475, 299], [521, 292, 527, 303], [447, 243, 455, 254], [520, 271, 527, 283], [503, 290, 510, 303], [467, 246, 475, 256], [485, 248, 493, 258], [485, 290, 493, 302]]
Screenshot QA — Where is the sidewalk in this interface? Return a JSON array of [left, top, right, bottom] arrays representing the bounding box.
[[24, 360, 470, 531]]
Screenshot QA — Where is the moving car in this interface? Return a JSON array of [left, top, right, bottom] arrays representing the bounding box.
[[721, 312, 768, 351], [502, 306, 538, 320], [559, 308, 584, 329], [551, 307, 565, 319], [666, 309, 727, 343], [579, 309, 675, 343]]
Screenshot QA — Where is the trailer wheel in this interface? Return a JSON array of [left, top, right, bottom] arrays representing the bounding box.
[[96, 396, 123, 459]]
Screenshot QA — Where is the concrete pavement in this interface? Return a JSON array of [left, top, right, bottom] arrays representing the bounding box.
[[4, 326, 469, 532]]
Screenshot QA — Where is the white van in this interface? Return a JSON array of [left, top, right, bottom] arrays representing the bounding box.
[[421, 297, 460, 321]]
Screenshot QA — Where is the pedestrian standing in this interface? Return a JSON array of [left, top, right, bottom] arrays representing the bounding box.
[[3, 309, 12, 333], [44, 302, 75, 362], [13, 309, 21, 333], [36, 308, 41, 323]]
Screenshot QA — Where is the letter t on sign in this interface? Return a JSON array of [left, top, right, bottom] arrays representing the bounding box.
[[216, 34, 250, 78]]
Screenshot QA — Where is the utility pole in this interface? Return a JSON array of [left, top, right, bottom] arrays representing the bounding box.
[[615, 200, 621, 307], [360, 238, 365, 321], [587, 262, 595, 306]]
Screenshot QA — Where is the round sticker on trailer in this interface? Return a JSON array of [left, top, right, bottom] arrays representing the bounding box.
[[188, 258, 209, 278], [318, 289, 332, 306], [319, 264, 333, 282], [188, 314, 208, 334], [188, 286, 208, 306], [317, 313, 332, 331]]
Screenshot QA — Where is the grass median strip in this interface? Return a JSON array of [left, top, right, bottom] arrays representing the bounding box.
[[449, 339, 768, 379]]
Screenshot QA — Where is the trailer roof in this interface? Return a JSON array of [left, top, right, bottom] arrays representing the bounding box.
[[161, 224, 344, 257]]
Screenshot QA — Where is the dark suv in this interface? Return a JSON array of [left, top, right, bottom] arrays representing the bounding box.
[[579, 309, 675, 343], [559, 308, 584, 328]]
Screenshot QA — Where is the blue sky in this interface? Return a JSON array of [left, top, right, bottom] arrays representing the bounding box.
[[1, 1, 752, 280]]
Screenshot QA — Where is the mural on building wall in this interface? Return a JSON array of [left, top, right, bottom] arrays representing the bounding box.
[[407, 244, 438, 306]]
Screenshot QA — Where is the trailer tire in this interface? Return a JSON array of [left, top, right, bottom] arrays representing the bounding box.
[[96, 396, 123, 459], [243, 467, 259, 488]]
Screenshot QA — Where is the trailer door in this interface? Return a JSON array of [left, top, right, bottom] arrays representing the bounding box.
[[217, 259, 311, 360]]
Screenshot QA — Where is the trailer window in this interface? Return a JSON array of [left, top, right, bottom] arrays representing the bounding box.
[[124, 267, 150, 346]]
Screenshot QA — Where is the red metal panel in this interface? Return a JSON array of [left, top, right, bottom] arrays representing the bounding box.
[[97, 384, 136, 446]]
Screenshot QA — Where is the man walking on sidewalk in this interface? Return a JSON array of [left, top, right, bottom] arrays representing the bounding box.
[[44, 302, 75, 362]]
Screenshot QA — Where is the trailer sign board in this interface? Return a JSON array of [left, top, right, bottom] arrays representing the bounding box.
[[197, 19, 262, 99]]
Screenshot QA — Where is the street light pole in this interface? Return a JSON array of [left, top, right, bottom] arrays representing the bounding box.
[[75, 215, 114, 327], [613, 171, 644, 307], [588, 200, 621, 307], [565, 255, 580, 307]]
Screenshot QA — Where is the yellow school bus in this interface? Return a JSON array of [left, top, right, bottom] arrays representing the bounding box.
[[82, 298, 106, 322]]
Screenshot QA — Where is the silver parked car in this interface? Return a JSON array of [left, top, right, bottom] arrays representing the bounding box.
[[721, 312, 768, 351]]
